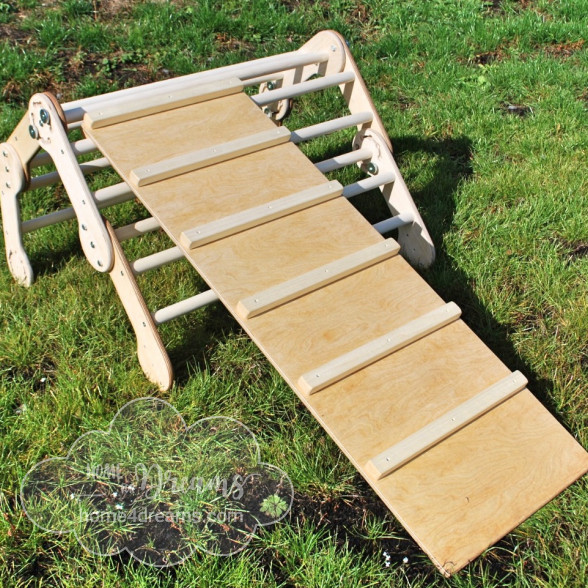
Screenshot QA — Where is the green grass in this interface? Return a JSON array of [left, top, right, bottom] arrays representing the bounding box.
[[1, 0, 587, 586]]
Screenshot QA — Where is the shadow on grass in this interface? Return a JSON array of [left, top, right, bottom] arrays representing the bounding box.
[[12, 133, 577, 584], [159, 132, 575, 582]]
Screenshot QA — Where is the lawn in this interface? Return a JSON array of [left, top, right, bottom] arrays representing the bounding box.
[[1, 0, 587, 586]]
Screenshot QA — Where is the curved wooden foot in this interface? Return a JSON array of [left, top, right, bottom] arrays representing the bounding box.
[[1, 143, 34, 286], [105, 221, 173, 391]]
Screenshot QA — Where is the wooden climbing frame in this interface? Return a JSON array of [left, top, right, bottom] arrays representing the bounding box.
[[1, 30, 586, 575]]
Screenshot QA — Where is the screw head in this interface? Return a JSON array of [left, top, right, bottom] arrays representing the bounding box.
[[28, 125, 38, 139], [367, 162, 378, 174], [267, 81, 276, 91], [39, 109, 50, 124]]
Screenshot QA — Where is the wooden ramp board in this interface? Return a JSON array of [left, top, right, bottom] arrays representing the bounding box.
[[83, 91, 588, 575]]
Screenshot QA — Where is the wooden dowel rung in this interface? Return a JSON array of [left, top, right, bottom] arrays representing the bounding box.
[[298, 302, 462, 395], [84, 77, 244, 129], [237, 238, 400, 319], [131, 126, 291, 187], [115, 217, 161, 241], [365, 371, 529, 480], [180, 180, 343, 249]]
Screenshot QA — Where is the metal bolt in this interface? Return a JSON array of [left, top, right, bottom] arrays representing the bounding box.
[[40, 109, 50, 124], [28, 125, 38, 139], [366, 162, 378, 174], [267, 81, 276, 90], [90, 241, 95, 249]]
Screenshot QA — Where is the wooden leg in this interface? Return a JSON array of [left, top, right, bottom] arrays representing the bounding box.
[[0, 143, 34, 286], [353, 129, 436, 268], [28, 93, 113, 273], [105, 221, 174, 391]]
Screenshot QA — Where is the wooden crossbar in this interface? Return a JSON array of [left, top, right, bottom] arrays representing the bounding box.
[[84, 77, 244, 129], [298, 302, 462, 395], [130, 126, 291, 187], [237, 238, 400, 319], [365, 371, 529, 480], [180, 181, 343, 249]]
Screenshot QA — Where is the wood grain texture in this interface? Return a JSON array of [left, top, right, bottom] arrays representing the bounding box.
[[84, 77, 244, 129], [180, 180, 342, 249], [366, 370, 528, 479], [85, 90, 588, 575], [131, 126, 291, 186], [298, 302, 462, 395], [105, 221, 173, 390], [237, 238, 400, 319]]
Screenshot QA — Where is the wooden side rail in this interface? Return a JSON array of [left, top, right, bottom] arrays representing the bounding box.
[[298, 302, 462, 395], [365, 371, 529, 480]]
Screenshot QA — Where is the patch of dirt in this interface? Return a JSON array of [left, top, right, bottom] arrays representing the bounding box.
[[0, 23, 31, 43], [290, 487, 429, 571], [214, 33, 256, 54], [349, 1, 371, 25], [98, 0, 136, 14], [566, 242, 588, 261], [278, 0, 301, 10], [552, 237, 588, 263], [501, 102, 533, 116], [472, 50, 503, 65], [544, 39, 585, 59]]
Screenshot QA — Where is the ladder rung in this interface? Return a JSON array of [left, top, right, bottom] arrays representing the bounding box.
[[342, 171, 396, 199], [63, 51, 330, 123], [315, 148, 373, 174], [31, 138, 97, 168], [85, 77, 244, 129], [298, 302, 462, 395], [365, 371, 528, 480], [237, 238, 400, 319], [251, 71, 355, 107], [22, 182, 134, 234], [28, 157, 111, 191], [180, 180, 342, 249], [131, 246, 184, 275], [115, 217, 161, 241], [152, 290, 220, 325], [130, 126, 291, 187], [291, 112, 373, 144]]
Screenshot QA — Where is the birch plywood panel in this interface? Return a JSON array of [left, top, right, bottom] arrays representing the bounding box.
[[84, 95, 588, 575]]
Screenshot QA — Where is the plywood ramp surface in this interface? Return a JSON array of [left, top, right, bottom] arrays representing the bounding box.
[[85, 92, 588, 575]]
